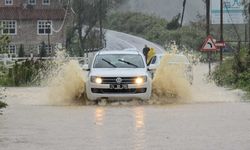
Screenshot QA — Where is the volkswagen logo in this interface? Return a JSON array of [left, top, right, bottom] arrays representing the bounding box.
[[116, 77, 123, 84]]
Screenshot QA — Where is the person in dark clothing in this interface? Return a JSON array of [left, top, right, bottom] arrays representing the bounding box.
[[142, 45, 150, 62]]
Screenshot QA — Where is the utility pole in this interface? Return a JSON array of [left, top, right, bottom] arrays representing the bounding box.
[[206, 0, 211, 75], [180, 0, 186, 27], [220, 0, 224, 64], [99, 0, 103, 48], [248, 2, 250, 55]]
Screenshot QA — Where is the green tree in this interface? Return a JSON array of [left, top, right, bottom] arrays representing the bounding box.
[[166, 13, 181, 30], [0, 25, 10, 109], [39, 41, 47, 57], [67, 0, 125, 56], [0, 35, 10, 54], [72, 0, 107, 54], [18, 44, 25, 57]]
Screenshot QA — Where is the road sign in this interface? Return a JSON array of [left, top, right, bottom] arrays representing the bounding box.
[[201, 35, 218, 51], [215, 41, 226, 47]]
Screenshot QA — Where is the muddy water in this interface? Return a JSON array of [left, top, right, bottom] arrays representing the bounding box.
[[1, 98, 250, 150], [39, 52, 245, 105], [46, 60, 86, 105], [1, 56, 249, 150], [151, 54, 191, 104]]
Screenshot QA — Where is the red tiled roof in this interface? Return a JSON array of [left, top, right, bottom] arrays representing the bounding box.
[[0, 7, 65, 20]]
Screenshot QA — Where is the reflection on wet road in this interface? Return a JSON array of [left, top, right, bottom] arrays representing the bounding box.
[[1, 102, 250, 150], [95, 107, 105, 126], [134, 107, 145, 150]]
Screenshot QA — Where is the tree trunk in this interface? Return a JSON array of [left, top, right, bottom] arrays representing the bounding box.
[[77, 23, 84, 56]]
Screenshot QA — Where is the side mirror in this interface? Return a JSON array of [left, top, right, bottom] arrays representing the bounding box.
[[147, 64, 157, 71], [82, 64, 90, 71]]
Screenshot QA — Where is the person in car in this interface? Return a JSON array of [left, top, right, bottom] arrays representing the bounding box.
[[147, 47, 156, 65], [143, 45, 150, 62]]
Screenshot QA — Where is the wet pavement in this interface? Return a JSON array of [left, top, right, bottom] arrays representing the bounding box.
[[1, 99, 250, 150]]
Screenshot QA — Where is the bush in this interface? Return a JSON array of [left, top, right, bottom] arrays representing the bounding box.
[[0, 59, 53, 86], [18, 44, 25, 57], [212, 47, 250, 96], [39, 41, 47, 57], [0, 101, 7, 109], [0, 88, 7, 109]]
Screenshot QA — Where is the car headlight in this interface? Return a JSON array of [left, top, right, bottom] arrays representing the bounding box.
[[134, 76, 147, 84], [91, 76, 102, 84]]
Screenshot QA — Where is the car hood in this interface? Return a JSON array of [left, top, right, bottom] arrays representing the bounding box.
[[90, 68, 148, 77]]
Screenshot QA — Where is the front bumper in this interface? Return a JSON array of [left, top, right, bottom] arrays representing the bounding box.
[[86, 81, 152, 101]]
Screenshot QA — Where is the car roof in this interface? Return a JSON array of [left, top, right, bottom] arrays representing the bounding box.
[[98, 50, 141, 55]]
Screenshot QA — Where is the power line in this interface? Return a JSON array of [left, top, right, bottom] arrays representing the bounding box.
[[51, 0, 70, 33]]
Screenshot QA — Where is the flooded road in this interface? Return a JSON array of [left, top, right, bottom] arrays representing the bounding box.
[[1, 63, 250, 150], [1, 98, 250, 150]]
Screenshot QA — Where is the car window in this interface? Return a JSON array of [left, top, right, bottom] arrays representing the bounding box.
[[149, 56, 157, 64], [93, 54, 145, 68]]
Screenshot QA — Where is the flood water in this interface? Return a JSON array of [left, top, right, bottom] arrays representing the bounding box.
[[1, 63, 250, 150], [1, 99, 250, 150]]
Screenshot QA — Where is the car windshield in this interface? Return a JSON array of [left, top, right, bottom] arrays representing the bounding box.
[[93, 54, 145, 68]]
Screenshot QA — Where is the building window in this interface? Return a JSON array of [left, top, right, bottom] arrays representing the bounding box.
[[42, 0, 50, 5], [28, 0, 36, 5], [6, 45, 16, 55], [38, 44, 52, 54], [1, 20, 17, 35], [5, 0, 13, 5], [37, 20, 52, 35]]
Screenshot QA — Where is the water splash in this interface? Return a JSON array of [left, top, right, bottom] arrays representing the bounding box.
[[150, 53, 192, 104], [46, 60, 87, 105], [38, 50, 87, 105], [40, 51, 193, 105]]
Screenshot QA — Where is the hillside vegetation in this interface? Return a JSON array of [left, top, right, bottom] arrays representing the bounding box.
[[106, 12, 205, 50]]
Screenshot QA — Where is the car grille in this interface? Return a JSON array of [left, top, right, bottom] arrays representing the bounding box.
[[101, 77, 136, 84], [91, 88, 147, 94]]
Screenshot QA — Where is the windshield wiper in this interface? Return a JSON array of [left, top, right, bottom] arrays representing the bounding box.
[[102, 58, 117, 68], [118, 59, 138, 68]]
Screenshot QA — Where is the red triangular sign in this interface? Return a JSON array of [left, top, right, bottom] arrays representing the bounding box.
[[201, 35, 218, 51]]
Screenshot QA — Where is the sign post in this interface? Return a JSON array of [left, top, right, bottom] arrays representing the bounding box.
[[200, 35, 219, 75]]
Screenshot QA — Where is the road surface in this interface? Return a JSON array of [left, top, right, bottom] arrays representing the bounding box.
[[0, 31, 250, 150]]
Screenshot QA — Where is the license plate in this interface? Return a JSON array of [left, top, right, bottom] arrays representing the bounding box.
[[110, 84, 128, 89]]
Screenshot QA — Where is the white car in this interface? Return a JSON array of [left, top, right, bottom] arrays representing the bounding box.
[[84, 50, 152, 101], [148, 53, 193, 84]]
